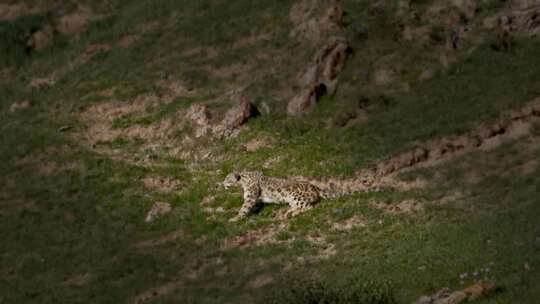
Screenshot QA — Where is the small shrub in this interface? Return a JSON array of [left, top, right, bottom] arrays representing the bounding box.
[[263, 274, 396, 304]]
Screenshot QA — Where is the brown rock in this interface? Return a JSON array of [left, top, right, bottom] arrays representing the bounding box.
[[185, 103, 211, 127], [496, 2, 540, 36], [415, 282, 493, 304], [29, 76, 56, 89], [26, 25, 55, 51], [287, 83, 326, 116], [319, 1, 344, 35], [320, 39, 349, 93], [0, 3, 32, 21], [55, 5, 94, 36], [462, 282, 492, 301], [419, 69, 436, 82], [9, 101, 30, 113], [288, 38, 350, 116], [372, 68, 395, 86], [221, 98, 258, 128], [145, 202, 172, 222]]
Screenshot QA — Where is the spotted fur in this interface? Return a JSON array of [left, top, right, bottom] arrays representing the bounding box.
[[223, 171, 331, 221]]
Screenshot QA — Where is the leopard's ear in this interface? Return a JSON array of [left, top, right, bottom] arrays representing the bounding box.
[[234, 172, 241, 181]]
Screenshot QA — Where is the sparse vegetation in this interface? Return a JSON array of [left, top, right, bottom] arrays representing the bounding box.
[[1, 0, 539, 303]]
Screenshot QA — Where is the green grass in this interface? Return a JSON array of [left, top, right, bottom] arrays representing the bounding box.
[[223, 37, 540, 178], [1, 0, 540, 303]]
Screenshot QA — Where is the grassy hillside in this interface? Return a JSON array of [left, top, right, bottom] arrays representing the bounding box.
[[1, 0, 539, 303]]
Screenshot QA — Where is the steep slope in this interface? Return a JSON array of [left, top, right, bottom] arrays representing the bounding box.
[[1, 1, 540, 303]]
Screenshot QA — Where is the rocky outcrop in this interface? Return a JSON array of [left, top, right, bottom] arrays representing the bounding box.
[[302, 97, 540, 195], [415, 282, 493, 304], [25, 5, 96, 53], [185, 103, 211, 127], [289, 0, 344, 45], [498, 3, 540, 36], [185, 97, 258, 138], [287, 0, 351, 116], [221, 97, 258, 129], [213, 97, 259, 138], [185, 103, 212, 138], [287, 83, 327, 116], [25, 25, 55, 51], [145, 202, 172, 222]]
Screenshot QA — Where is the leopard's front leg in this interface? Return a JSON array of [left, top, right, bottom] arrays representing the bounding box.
[[229, 185, 260, 222]]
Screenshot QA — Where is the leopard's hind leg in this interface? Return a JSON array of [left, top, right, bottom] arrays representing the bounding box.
[[285, 194, 317, 218]]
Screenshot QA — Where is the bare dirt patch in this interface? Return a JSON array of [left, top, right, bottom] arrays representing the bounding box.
[[202, 206, 226, 216], [298, 234, 337, 262], [117, 35, 139, 48], [181, 46, 219, 59], [233, 32, 273, 49], [331, 215, 367, 231], [376, 98, 540, 176], [0, 3, 41, 21], [133, 258, 221, 304], [289, 0, 344, 45], [244, 137, 274, 152], [222, 223, 289, 250], [134, 279, 184, 304], [15, 146, 79, 176], [75, 95, 182, 161], [436, 192, 466, 205], [306, 97, 540, 195], [37, 161, 59, 176], [155, 79, 197, 100], [9, 101, 30, 113], [200, 195, 216, 205], [464, 168, 482, 185], [55, 4, 95, 37], [144, 202, 172, 223], [247, 274, 274, 289], [62, 273, 90, 287], [29, 76, 56, 89], [29, 43, 111, 90], [135, 229, 185, 248], [519, 159, 538, 175], [208, 63, 252, 80], [415, 282, 493, 304], [370, 199, 424, 215], [264, 155, 284, 168], [142, 176, 183, 193]]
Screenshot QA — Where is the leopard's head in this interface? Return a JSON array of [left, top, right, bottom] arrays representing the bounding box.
[[222, 172, 241, 189]]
